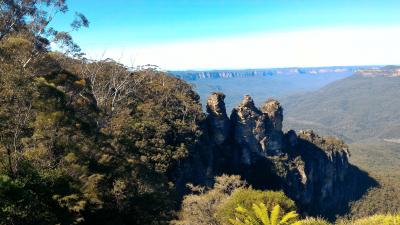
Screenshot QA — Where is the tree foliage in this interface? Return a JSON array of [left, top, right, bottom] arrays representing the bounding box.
[[0, 0, 88, 55], [0, 27, 205, 224]]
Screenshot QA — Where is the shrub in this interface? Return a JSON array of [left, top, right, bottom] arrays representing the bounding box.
[[229, 203, 300, 225], [215, 188, 296, 225], [173, 175, 247, 225]]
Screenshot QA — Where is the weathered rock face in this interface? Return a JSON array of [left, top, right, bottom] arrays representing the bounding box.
[[231, 95, 268, 165], [261, 99, 283, 130], [280, 129, 351, 215], [200, 93, 354, 217], [261, 99, 284, 155], [229, 96, 285, 163], [206, 92, 231, 145]]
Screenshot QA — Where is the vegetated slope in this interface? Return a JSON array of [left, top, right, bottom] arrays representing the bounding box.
[[281, 74, 400, 218], [346, 139, 400, 218], [0, 34, 207, 224], [282, 74, 400, 143], [281, 73, 400, 178], [349, 140, 400, 174]]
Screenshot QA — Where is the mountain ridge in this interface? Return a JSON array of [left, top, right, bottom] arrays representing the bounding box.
[[170, 66, 378, 81]]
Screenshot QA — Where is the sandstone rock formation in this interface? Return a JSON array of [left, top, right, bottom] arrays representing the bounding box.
[[206, 92, 230, 145], [202, 93, 354, 217], [281, 129, 351, 215], [230, 95, 268, 165], [261, 99, 284, 155], [176, 92, 374, 219]]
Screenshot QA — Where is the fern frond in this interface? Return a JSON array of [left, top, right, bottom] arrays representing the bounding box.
[[246, 213, 261, 225], [289, 221, 302, 225], [279, 211, 299, 224], [229, 218, 246, 225], [253, 203, 270, 225], [270, 205, 281, 225], [244, 217, 256, 225], [236, 205, 248, 213], [230, 203, 300, 225]]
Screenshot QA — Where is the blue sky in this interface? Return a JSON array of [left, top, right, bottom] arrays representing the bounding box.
[[53, 0, 400, 69]]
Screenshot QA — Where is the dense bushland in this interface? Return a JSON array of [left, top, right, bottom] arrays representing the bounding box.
[[0, 3, 204, 222]]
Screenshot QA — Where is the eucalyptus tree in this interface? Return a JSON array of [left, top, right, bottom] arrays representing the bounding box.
[[0, 0, 89, 55]]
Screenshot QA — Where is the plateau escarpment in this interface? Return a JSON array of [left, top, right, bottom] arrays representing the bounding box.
[[170, 66, 371, 80], [180, 92, 376, 219]]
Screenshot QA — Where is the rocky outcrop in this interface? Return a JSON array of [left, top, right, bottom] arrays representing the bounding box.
[[229, 96, 285, 163], [176, 92, 375, 219], [231, 95, 268, 165], [200, 93, 359, 218], [261, 99, 284, 155], [206, 92, 230, 145], [281, 129, 351, 215]]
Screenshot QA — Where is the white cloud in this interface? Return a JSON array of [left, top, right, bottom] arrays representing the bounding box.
[[84, 27, 400, 70]]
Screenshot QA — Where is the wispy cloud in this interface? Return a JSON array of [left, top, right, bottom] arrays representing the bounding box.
[[84, 27, 400, 70]]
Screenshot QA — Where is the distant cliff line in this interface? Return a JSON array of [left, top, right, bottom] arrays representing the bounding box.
[[170, 65, 378, 80]]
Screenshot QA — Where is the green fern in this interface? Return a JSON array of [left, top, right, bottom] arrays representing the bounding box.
[[229, 203, 300, 225], [253, 203, 270, 225], [270, 205, 281, 225]]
